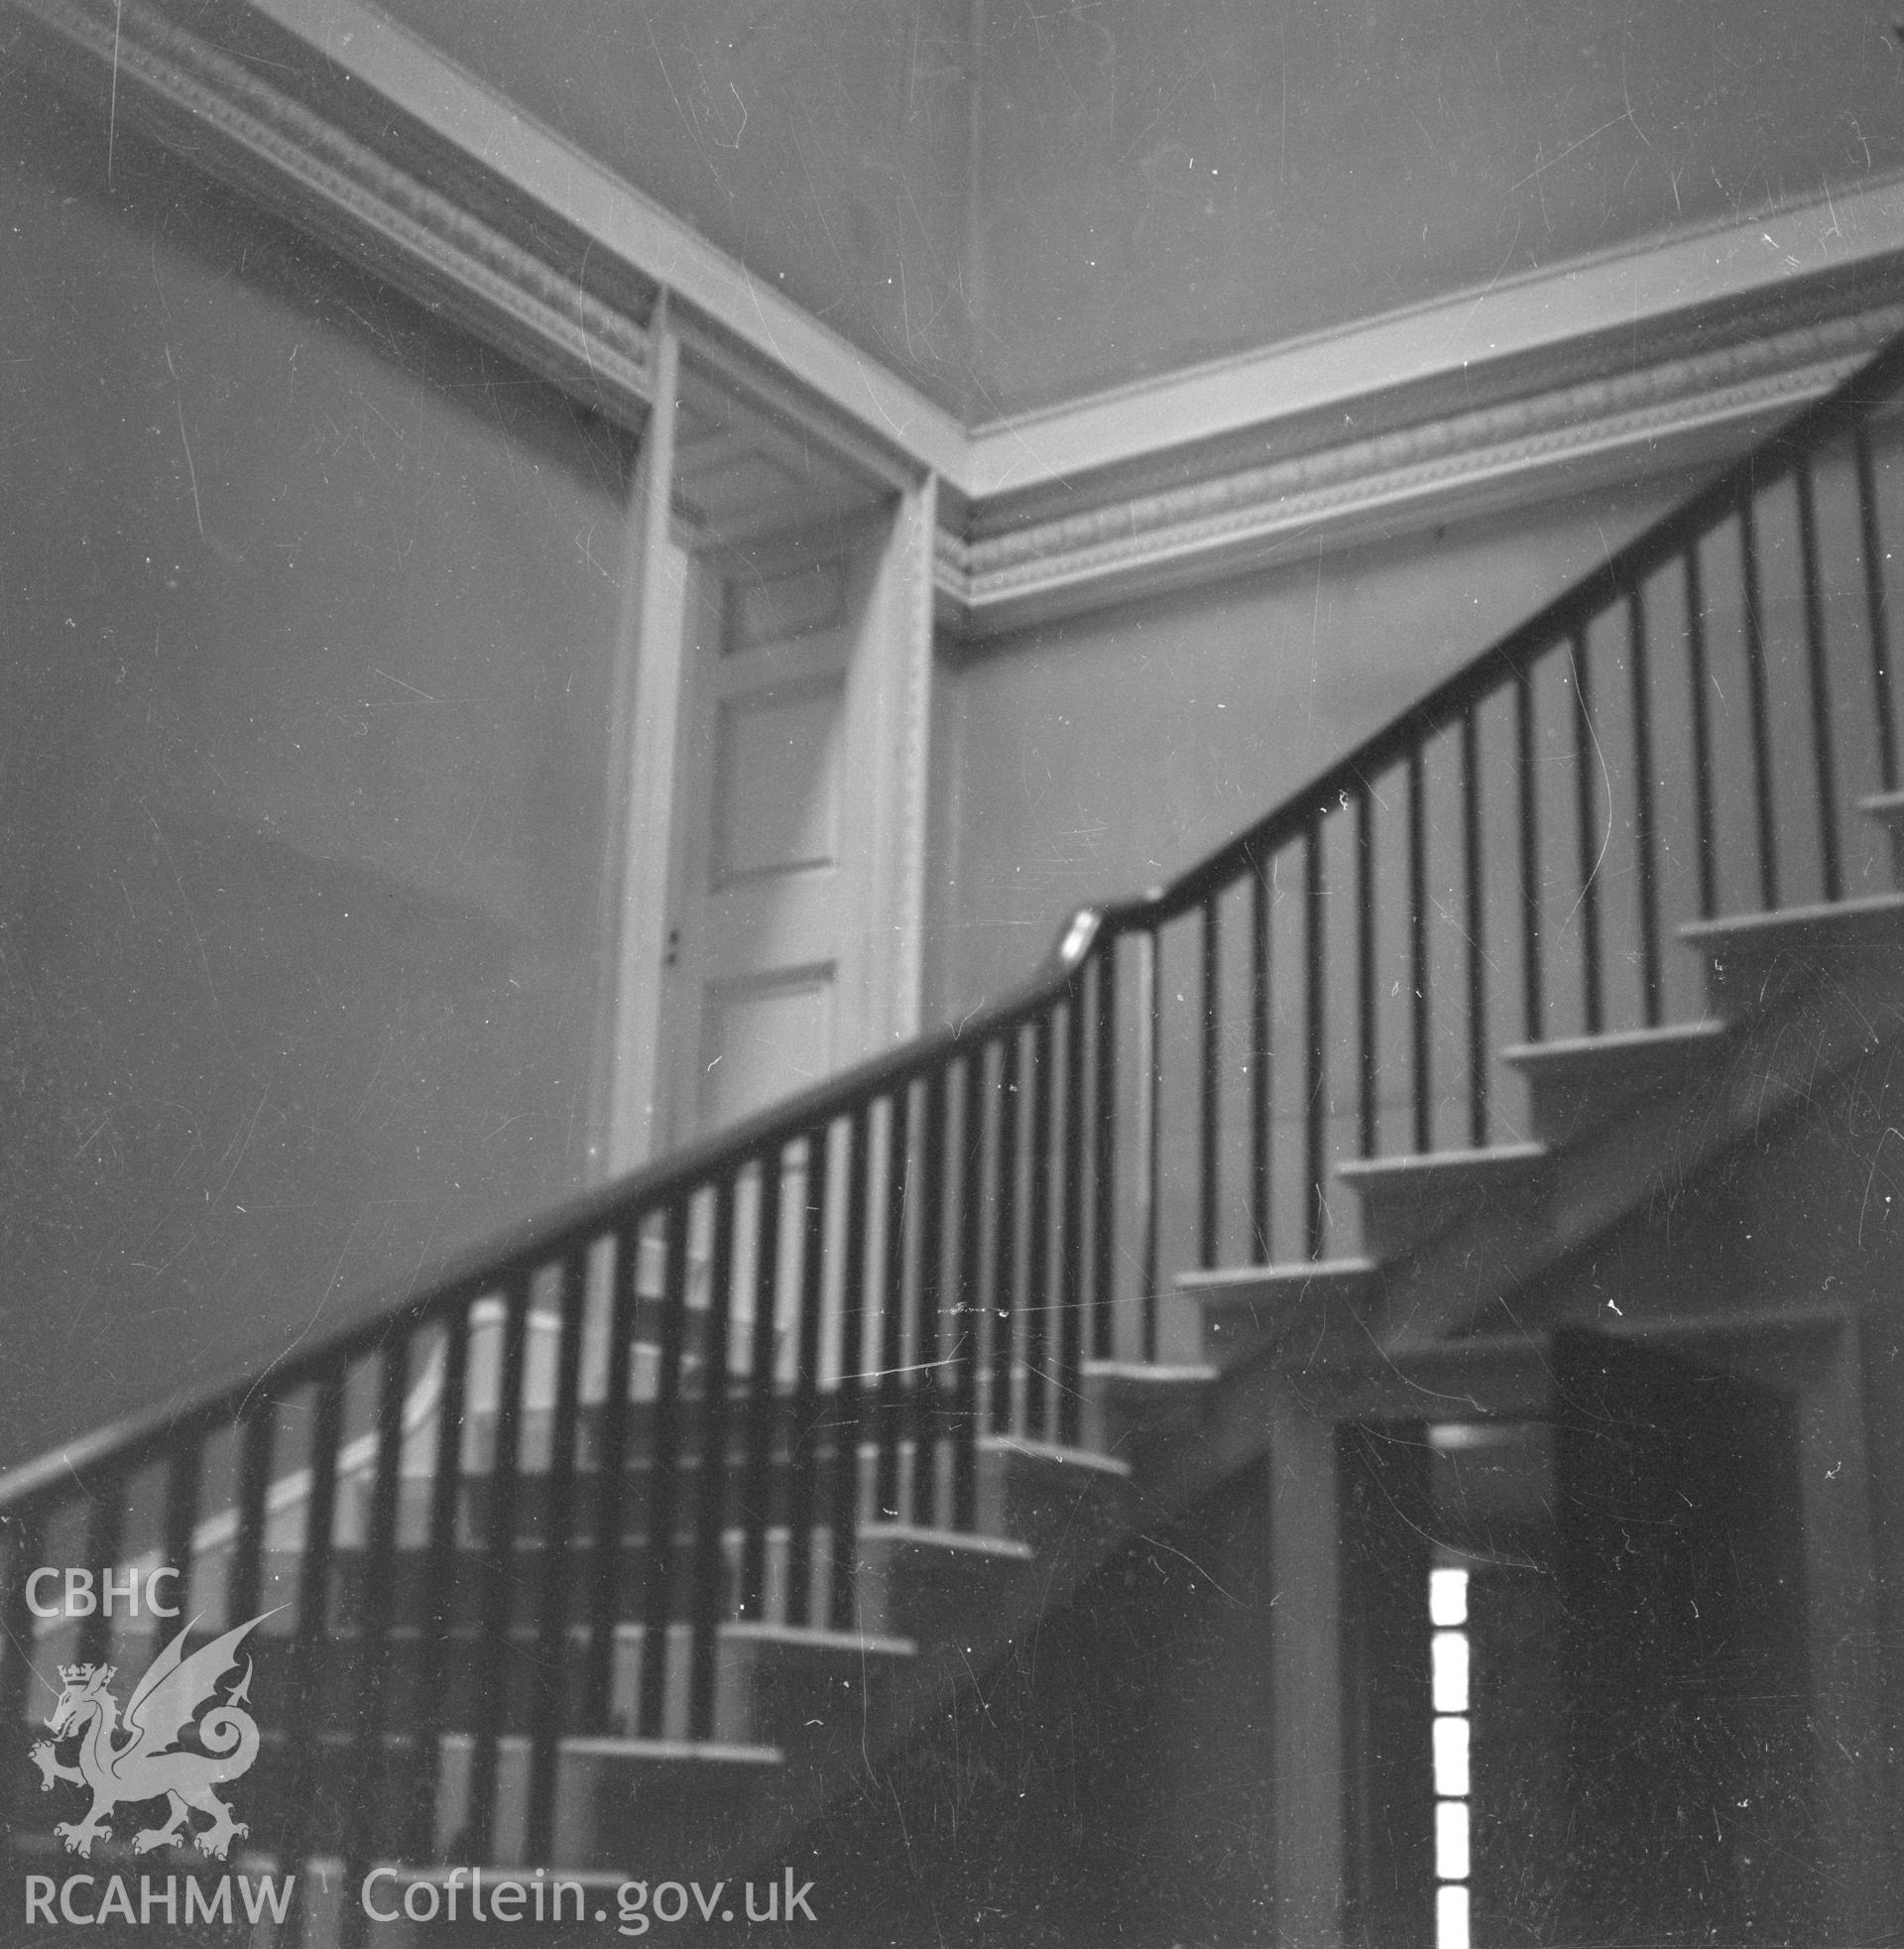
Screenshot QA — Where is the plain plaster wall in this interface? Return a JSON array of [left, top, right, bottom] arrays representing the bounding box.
[[927, 485, 1700, 1028], [0, 72, 634, 1468]]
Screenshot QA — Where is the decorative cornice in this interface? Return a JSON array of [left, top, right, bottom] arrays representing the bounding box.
[[934, 303, 1904, 638], [6, 0, 654, 421], [13, 0, 1904, 641]]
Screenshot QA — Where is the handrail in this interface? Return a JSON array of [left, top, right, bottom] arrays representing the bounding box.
[[0, 908, 1110, 1514], [7, 319, 1904, 1893], [10, 328, 1901, 1512], [1148, 322, 1904, 926]]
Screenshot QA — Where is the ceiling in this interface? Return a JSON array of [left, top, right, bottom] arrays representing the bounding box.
[[369, 0, 1904, 422]]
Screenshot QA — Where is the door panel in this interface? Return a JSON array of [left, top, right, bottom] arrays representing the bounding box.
[[698, 966, 835, 1132], [713, 673, 845, 884], [663, 527, 882, 1150]]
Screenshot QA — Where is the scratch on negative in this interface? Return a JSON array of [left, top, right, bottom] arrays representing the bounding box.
[[164, 347, 205, 539]]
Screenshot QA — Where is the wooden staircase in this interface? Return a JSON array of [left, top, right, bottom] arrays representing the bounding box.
[[302, 824, 1904, 1921], [1183, 875, 1904, 1371], [10, 331, 1904, 1946]]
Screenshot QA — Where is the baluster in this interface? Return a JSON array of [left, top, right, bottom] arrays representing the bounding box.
[[1090, 945, 1119, 1364], [1139, 931, 1162, 1355], [1461, 711, 1488, 1146], [1738, 484, 1780, 910], [1855, 423, 1897, 795], [159, 1435, 203, 1627], [954, 1053, 985, 1525], [1684, 546, 1719, 919], [469, 1278, 531, 1857], [687, 1176, 737, 1740], [1025, 1010, 1054, 1437], [409, 1314, 467, 1860], [74, 1469, 124, 1673], [1305, 819, 1327, 1261], [876, 1094, 909, 1516], [1796, 459, 1843, 901], [1199, 895, 1221, 1266], [1571, 631, 1605, 1036], [991, 1033, 1021, 1426], [782, 1134, 830, 1624], [279, 1368, 345, 1900], [831, 1113, 872, 1619], [585, 1232, 639, 1720], [1250, 860, 1271, 1263], [1408, 748, 1430, 1154], [0, 1506, 48, 1845], [912, 1070, 947, 1524], [738, 1166, 783, 1622], [1059, 980, 1086, 1446], [1515, 661, 1544, 1040], [1628, 590, 1663, 1025], [228, 1404, 276, 1631], [639, 1202, 692, 1730], [1357, 778, 1378, 1158], [342, 1336, 411, 1940], [525, 1255, 589, 1852]]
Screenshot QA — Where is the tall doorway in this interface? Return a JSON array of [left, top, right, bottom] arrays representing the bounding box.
[[1340, 1328, 1816, 1947]]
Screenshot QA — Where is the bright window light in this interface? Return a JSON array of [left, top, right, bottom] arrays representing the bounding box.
[[1431, 1630, 1469, 1714], [1437, 1882, 1471, 1949], [1433, 1714, 1470, 1797], [1436, 1799, 1471, 1882], [1429, 1566, 1469, 1628]]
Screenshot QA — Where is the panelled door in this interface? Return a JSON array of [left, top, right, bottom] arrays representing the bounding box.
[[660, 522, 885, 1149]]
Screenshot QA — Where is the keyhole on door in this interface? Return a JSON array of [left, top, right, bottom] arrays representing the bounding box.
[[664, 925, 681, 968]]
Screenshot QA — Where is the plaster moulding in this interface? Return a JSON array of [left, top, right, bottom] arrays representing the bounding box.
[[14, 0, 1904, 643], [5, 0, 657, 421], [935, 302, 1904, 640]]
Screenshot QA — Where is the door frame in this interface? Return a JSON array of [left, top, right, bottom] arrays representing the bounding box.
[[596, 306, 937, 1173], [1257, 1305, 1887, 1948]]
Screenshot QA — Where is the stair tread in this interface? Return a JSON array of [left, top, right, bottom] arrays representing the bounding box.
[[557, 1736, 783, 1764], [856, 1523, 1034, 1560], [1682, 890, 1904, 946], [1337, 1142, 1545, 1184], [1179, 1258, 1373, 1294], [1501, 1019, 1727, 1068], [980, 1432, 1133, 1479], [1082, 1360, 1220, 1381], [721, 1621, 916, 1655]]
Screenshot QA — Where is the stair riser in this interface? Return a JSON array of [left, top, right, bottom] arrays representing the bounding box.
[[970, 1445, 1135, 1559], [851, 1535, 1036, 1644], [1081, 1368, 1217, 1480], [711, 1632, 914, 1753], [1510, 1037, 1726, 1148], [1688, 899, 1904, 1020], [1338, 1153, 1547, 1261]]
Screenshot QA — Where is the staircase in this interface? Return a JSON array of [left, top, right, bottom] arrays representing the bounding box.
[[8, 338, 1904, 1945]]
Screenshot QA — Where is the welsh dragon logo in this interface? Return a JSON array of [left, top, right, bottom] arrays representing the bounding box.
[[28, 1612, 273, 1860]]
